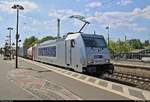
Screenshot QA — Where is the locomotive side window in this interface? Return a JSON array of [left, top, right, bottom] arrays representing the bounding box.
[[38, 46, 56, 57], [71, 39, 75, 47]]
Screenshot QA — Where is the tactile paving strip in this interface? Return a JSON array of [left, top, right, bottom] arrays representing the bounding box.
[[7, 69, 82, 100]]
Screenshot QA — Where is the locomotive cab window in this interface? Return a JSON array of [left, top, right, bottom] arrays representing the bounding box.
[[83, 37, 107, 48], [71, 39, 75, 47]]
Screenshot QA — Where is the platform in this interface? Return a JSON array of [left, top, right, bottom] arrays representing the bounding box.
[[0, 55, 149, 100]]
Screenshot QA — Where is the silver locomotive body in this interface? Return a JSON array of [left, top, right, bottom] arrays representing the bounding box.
[[33, 33, 114, 75]]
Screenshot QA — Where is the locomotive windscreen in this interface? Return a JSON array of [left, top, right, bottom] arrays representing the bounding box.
[[83, 37, 107, 48]]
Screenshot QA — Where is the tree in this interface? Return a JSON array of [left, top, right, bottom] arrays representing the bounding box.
[[109, 40, 132, 54], [109, 40, 118, 53], [0, 48, 3, 54], [38, 36, 57, 44], [128, 39, 143, 49], [23, 36, 38, 48], [144, 40, 150, 47]]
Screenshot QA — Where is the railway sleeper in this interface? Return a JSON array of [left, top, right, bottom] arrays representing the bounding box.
[[105, 72, 150, 91], [142, 82, 150, 88]]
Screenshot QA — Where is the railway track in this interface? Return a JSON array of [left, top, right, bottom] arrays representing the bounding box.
[[104, 72, 150, 91], [103, 61, 150, 91]]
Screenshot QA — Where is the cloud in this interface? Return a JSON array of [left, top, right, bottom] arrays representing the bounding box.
[[0, 1, 38, 13], [84, 5, 150, 33], [141, 6, 150, 19], [86, 1, 102, 8], [132, 27, 147, 33], [48, 9, 83, 20], [32, 19, 57, 31], [87, 5, 150, 30], [117, 0, 133, 6], [21, 18, 58, 35]]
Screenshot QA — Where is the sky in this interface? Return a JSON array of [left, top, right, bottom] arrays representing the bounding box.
[[0, 0, 150, 47]]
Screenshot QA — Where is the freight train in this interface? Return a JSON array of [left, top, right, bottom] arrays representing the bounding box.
[[19, 32, 114, 76], [18, 47, 27, 58]]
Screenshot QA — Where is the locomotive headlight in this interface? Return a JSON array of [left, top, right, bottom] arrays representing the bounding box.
[[88, 60, 94, 64], [105, 59, 110, 63]]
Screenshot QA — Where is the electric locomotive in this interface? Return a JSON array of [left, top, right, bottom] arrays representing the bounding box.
[[26, 15, 114, 76]]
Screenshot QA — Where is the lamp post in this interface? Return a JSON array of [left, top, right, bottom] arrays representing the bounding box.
[[106, 26, 110, 47], [7, 27, 13, 60], [12, 4, 24, 68]]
